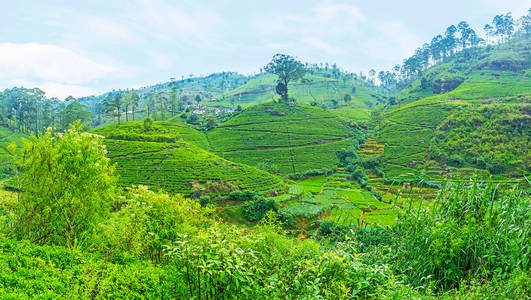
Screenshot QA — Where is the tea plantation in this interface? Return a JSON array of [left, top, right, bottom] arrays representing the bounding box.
[[94, 122, 284, 195], [207, 102, 360, 174]]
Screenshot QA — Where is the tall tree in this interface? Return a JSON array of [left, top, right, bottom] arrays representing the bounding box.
[[264, 54, 306, 102], [484, 24, 494, 44], [157, 92, 167, 120], [443, 25, 457, 58], [520, 9, 531, 37], [61, 101, 92, 130], [457, 21, 471, 49], [103, 93, 123, 124], [169, 78, 178, 116]]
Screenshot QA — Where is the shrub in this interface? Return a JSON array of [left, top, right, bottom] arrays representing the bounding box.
[[242, 197, 277, 222], [143, 116, 153, 131], [13, 125, 116, 248], [93, 186, 210, 262], [198, 195, 211, 206], [228, 190, 255, 201]]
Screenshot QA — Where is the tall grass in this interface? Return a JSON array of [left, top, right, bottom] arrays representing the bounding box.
[[392, 178, 530, 290]]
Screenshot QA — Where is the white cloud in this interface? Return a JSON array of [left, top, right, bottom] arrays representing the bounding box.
[[480, 0, 529, 17], [0, 43, 116, 84], [312, 3, 367, 25], [36, 83, 97, 99], [256, 2, 366, 34], [77, 15, 136, 45], [363, 22, 421, 61], [304, 37, 344, 55], [147, 50, 174, 69], [131, 0, 225, 47], [254, 2, 366, 55]]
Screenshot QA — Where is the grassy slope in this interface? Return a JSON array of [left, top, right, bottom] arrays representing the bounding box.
[[218, 71, 385, 120], [377, 37, 531, 178], [92, 120, 210, 149], [207, 102, 358, 175], [93, 122, 284, 195]]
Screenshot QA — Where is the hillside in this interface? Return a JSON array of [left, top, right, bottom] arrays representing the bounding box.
[[79, 72, 248, 108], [207, 102, 360, 175], [92, 121, 284, 195], [375, 37, 531, 178], [217, 69, 387, 120]]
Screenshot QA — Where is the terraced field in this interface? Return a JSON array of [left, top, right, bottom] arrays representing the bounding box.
[[268, 169, 437, 229], [358, 136, 384, 160], [208, 102, 358, 174], [95, 122, 284, 195], [92, 120, 209, 149], [219, 71, 385, 113], [377, 74, 531, 178]]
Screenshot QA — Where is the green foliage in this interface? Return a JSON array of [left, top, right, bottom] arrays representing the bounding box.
[[93, 186, 209, 261], [392, 180, 530, 289], [92, 120, 208, 149], [104, 139, 284, 195], [13, 126, 116, 248], [430, 104, 530, 174], [264, 54, 306, 102], [143, 116, 153, 131]]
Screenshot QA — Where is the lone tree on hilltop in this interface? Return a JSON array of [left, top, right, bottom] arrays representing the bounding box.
[[264, 54, 306, 102]]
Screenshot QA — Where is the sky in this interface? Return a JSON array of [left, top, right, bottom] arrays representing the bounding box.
[[0, 0, 529, 99]]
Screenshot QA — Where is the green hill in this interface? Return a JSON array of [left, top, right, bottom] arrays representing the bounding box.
[[92, 120, 210, 149], [92, 121, 284, 195], [375, 37, 531, 178], [218, 70, 386, 120], [207, 102, 360, 175]]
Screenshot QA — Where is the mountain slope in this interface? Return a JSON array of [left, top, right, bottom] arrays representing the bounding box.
[[92, 121, 284, 194], [207, 102, 360, 175], [375, 37, 531, 178], [218, 69, 386, 119]]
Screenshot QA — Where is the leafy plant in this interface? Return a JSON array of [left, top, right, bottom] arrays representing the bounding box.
[[12, 123, 116, 248]]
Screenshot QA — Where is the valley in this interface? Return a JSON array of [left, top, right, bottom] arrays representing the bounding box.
[[0, 6, 529, 299]]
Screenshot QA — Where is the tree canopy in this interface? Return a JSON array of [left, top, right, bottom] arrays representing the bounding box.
[[264, 54, 306, 102]]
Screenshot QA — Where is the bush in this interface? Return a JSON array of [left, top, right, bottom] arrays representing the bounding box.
[[143, 116, 153, 131], [198, 195, 211, 206], [242, 197, 277, 222], [13, 125, 116, 248], [93, 186, 210, 262], [228, 190, 255, 201]]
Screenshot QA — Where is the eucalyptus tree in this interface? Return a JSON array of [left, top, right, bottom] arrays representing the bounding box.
[[122, 91, 139, 122], [157, 91, 167, 120], [103, 93, 123, 124], [169, 78, 179, 116]]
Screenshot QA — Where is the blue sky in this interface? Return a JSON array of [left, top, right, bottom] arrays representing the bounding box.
[[0, 0, 528, 99]]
